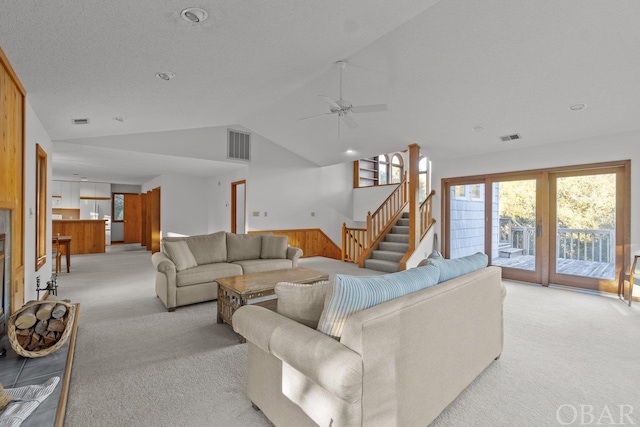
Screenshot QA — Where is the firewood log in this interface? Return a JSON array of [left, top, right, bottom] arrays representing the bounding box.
[[35, 320, 48, 335], [47, 319, 65, 333], [15, 304, 38, 329], [36, 303, 55, 321], [51, 304, 67, 319]]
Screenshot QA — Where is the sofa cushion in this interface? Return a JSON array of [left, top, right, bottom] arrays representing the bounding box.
[[233, 259, 293, 275], [185, 232, 227, 265], [425, 252, 488, 283], [317, 265, 440, 339], [176, 263, 242, 287], [275, 280, 329, 328], [261, 235, 288, 259], [163, 240, 197, 271], [227, 233, 262, 262]]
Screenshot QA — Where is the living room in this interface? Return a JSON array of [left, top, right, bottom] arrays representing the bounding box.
[[1, 1, 640, 426]]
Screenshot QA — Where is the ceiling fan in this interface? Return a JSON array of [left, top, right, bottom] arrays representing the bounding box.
[[299, 61, 388, 137]]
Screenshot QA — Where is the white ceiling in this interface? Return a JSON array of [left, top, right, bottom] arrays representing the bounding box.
[[1, 1, 639, 184]]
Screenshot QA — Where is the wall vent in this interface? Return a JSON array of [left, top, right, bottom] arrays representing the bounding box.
[[228, 129, 251, 161], [500, 133, 521, 142], [71, 118, 90, 125]]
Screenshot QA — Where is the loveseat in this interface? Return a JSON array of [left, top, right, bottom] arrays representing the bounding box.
[[233, 253, 504, 426], [151, 232, 302, 311]]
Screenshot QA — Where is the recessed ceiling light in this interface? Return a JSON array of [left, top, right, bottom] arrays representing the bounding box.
[[472, 126, 485, 132], [80, 177, 88, 182], [346, 149, 355, 155], [155, 72, 175, 81], [569, 103, 586, 111], [113, 116, 127, 122], [181, 8, 208, 23]]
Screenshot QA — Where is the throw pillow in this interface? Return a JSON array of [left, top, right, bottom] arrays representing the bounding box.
[[426, 252, 488, 283], [163, 240, 198, 271], [226, 233, 262, 262], [261, 235, 288, 259], [275, 280, 329, 328], [184, 232, 227, 265], [317, 265, 440, 339]]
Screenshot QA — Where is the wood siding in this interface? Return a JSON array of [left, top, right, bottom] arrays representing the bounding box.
[[249, 229, 341, 260]]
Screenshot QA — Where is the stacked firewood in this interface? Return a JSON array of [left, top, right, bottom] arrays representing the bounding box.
[[13, 296, 71, 352]]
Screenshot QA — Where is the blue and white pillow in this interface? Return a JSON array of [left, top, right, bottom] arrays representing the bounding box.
[[317, 265, 440, 339], [426, 252, 488, 283]]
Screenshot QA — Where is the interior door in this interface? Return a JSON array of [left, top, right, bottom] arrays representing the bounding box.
[[231, 181, 246, 234], [123, 194, 142, 243]]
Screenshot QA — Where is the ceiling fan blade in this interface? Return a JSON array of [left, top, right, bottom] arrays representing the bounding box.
[[351, 103, 388, 114], [299, 112, 335, 121], [318, 95, 341, 110], [342, 114, 359, 129]]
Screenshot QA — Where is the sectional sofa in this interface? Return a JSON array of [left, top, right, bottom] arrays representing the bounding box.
[[233, 253, 505, 426], [151, 232, 302, 311]]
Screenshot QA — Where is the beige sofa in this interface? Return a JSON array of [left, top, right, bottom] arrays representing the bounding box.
[[233, 265, 504, 426], [151, 232, 302, 311]]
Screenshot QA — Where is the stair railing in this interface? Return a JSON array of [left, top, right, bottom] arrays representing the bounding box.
[[342, 175, 408, 264], [420, 189, 436, 239], [341, 224, 367, 263]]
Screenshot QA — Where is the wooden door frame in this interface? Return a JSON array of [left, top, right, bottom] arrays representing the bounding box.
[[231, 180, 246, 234]]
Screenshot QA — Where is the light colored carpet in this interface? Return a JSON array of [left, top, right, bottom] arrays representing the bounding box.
[[57, 247, 640, 426]]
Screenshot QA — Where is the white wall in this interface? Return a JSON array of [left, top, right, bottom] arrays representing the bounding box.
[[24, 100, 53, 302], [432, 130, 640, 257], [143, 174, 210, 237]]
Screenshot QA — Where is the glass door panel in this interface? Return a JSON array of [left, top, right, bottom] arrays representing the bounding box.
[[550, 170, 619, 291], [491, 179, 536, 271], [449, 183, 485, 259]]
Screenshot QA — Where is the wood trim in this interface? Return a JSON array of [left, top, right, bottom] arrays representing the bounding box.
[[0, 45, 26, 95], [231, 180, 246, 234], [54, 303, 80, 427], [248, 228, 341, 259], [79, 196, 110, 201], [35, 144, 47, 271]]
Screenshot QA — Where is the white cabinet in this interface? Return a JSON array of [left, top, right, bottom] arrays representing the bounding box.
[[80, 182, 111, 198], [57, 181, 79, 208], [50, 180, 62, 197]]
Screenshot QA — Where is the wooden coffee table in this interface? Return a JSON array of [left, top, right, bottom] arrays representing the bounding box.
[[216, 267, 328, 336]]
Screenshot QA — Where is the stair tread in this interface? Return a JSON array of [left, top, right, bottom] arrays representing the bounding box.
[[364, 259, 400, 273]]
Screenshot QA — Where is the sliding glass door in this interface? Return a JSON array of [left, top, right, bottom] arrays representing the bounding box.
[[443, 161, 629, 293]]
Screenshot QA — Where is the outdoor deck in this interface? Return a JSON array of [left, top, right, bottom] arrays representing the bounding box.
[[491, 255, 616, 280]]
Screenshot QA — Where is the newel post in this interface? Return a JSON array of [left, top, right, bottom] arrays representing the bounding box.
[[408, 144, 420, 251], [366, 211, 372, 247]]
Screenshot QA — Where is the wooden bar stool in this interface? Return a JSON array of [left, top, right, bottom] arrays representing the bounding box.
[[52, 236, 63, 274]]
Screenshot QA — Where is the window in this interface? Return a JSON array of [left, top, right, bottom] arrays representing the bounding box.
[[418, 156, 428, 203], [454, 185, 467, 199], [470, 183, 482, 199], [113, 193, 125, 221], [378, 155, 388, 185], [390, 154, 403, 183]]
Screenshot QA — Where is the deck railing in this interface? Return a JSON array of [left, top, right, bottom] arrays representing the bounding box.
[[505, 222, 615, 263]]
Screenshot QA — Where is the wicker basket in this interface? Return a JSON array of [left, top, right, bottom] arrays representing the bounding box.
[[7, 299, 75, 358]]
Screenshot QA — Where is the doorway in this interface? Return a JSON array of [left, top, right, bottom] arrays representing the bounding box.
[[231, 180, 246, 234], [443, 161, 629, 293]]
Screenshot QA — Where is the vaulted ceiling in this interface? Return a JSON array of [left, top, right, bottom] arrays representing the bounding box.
[[1, 1, 639, 184]]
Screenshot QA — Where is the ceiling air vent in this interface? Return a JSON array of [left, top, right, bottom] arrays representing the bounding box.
[[72, 118, 90, 125], [228, 129, 251, 161], [500, 133, 521, 142]]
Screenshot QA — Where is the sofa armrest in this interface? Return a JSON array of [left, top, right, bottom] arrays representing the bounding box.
[[286, 246, 303, 267], [233, 305, 292, 353], [271, 320, 363, 403], [151, 252, 176, 276], [233, 305, 362, 402]]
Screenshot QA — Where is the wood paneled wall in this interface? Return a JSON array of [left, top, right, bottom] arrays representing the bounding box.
[[249, 229, 341, 260], [0, 46, 25, 313], [53, 220, 106, 254]]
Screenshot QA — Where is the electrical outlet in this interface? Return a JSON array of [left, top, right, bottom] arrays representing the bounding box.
[[264, 211, 268, 217], [253, 211, 260, 217]]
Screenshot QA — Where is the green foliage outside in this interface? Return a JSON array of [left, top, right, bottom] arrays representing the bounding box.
[[499, 174, 615, 231]]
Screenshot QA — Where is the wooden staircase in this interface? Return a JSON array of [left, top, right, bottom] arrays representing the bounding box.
[[364, 212, 410, 273]]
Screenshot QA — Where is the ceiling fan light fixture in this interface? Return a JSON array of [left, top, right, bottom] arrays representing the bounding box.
[[181, 8, 208, 23]]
